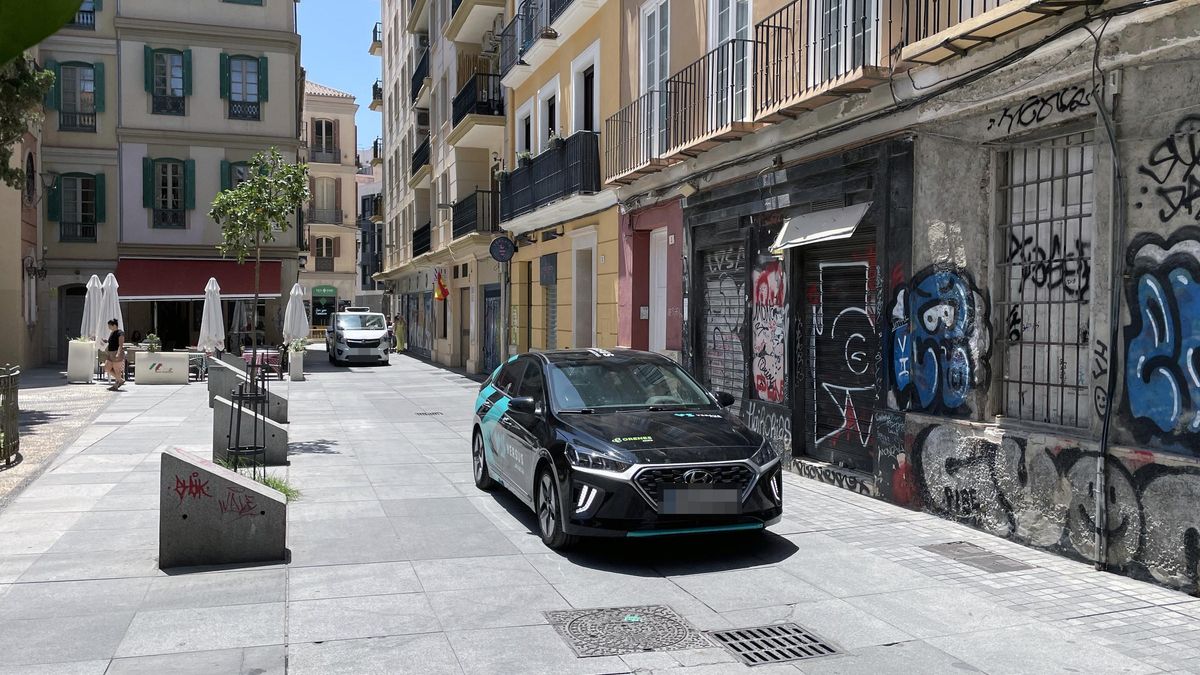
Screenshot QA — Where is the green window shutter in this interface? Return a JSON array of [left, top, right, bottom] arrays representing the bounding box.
[[184, 159, 196, 210], [219, 53, 230, 99], [258, 55, 268, 102], [94, 0, 102, 10], [94, 173, 106, 223], [44, 60, 59, 109], [143, 46, 153, 93], [142, 157, 154, 208], [93, 62, 105, 113], [220, 160, 231, 191], [47, 176, 61, 222], [183, 49, 193, 96]]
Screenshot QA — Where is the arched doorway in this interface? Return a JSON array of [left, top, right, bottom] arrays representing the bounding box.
[[58, 284, 87, 363]]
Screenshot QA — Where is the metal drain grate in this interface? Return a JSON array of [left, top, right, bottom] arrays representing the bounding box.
[[708, 623, 839, 666], [544, 605, 712, 657], [708, 623, 840, 666], [414, 411, 444, 416], [921, 541, 1032, 573]]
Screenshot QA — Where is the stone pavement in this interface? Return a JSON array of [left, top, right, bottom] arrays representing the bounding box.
[[0, 350, 1198, 674]]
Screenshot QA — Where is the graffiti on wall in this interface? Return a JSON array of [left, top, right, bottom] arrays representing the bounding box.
[[751, 259, 786, 402], [889, 267, 991, 415], [702, 247, 746, 401], [743, 398, 792, 463], [892, 424, 1200, 591], [1122, 227, 1200, 446], [986, 84, 1093, 135], [1136, 115, 1200, 224]]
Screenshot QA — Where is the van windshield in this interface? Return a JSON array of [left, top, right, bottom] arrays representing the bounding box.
[[336, 314, 386, 330]]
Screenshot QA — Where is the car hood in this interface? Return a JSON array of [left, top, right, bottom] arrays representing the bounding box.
[[339, 329, 387, 340], [557, 409, 762, 464]]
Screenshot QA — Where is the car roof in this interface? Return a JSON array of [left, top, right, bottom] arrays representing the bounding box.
[[531, 348, 671, 366]]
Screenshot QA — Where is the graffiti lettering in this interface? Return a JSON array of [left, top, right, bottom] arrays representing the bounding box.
[[1122, 227, 1200, 446], [794, 458, 873, 495], [1007, 233, 1091, 298], [890, 266, 991, 415], [1092, 339, 1110, 417], [751, 260, 786, 403], [1137, 115, 1200, 223], [987, 85, 1093, 135], [743, 399, 792, 462], [173, 472, 211, 504], [218, 486, 260, 520]]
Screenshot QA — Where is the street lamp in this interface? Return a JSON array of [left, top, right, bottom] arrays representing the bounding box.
[[23, 254, 47, 280]]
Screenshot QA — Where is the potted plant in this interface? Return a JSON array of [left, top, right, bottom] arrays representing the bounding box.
[[67, 336, 97, 384], [547, 131, 564, 150], [495, 169, 510, 183], [288, 339, 306, 381], [516, 151, 532, 168], [145, 333, 162, 353]]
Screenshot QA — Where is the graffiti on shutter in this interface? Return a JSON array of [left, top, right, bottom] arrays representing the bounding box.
[[545, 285, 558, 349], [700, 245, 747, 411]]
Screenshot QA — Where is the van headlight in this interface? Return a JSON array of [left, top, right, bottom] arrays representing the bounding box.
[[750, 440, 779, 467], [566, 444, 635, 473], [334, 332, 346, 344]]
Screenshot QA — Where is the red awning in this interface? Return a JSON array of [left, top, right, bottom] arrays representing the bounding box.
[[114, 258, 283, 301]]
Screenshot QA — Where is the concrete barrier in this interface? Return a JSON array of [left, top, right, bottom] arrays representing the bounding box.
[[219, 352, 247, 371], [207, 358, 288, 424], [159, 448, 286, 569], [212, 395, 289, 466]]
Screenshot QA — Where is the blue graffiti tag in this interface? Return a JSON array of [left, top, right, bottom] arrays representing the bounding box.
[[891, 267, 991, 415], [1124, 228, 1200, 444]]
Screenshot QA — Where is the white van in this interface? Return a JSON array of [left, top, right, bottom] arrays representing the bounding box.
[[326, 307, 390, 366]]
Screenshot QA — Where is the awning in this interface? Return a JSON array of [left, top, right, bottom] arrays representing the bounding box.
[[770, 202, 872, 253], [114, 258, 283, 301]]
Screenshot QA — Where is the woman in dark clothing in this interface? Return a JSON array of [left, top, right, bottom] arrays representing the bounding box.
[[103, 319, 126, 391]]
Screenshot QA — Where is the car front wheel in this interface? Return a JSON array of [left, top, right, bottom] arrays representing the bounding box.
[[536, 468, 576, 550], [472, 432, 496, 491]]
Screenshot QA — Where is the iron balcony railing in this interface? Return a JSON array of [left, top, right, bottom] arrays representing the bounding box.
[[372, 79, 383, 105], [664, 38, 755, 156], [452, 189, 500, 239], [499, 1, 541, 77], [372, 138, 383, 162], [372, 22, 383, 45], [310, 147, 339, 163], [153, 208, 185, 229], [411, 136, 431, 176], [906, 0, 1014, 43], [411, 50, 429, 102], [452, 74, 504, 127], [152, 94, 185, 116], [500, 130, 600, 222], [604, 90, 665, 183], [413, 222, 432, 256], [59, 111, 97, 132], [60, 221, 97, 242], [307, 207, 343, 223], [229, 100, 260, 121], [315, 257, 335, 272], [69, 9, 95, 29]]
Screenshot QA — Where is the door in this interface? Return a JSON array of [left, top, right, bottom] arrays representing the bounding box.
[[573, 248, 594, 348], [485, 358, 526, 488], [507, 357, 549, 500], [59, 285, 87, 362], [482, 285, 502, 375], [649, 228, 668, 353], [709, 0, 751, 127], [698, 244, 747, 411], [641, 0, 669, 155], [459, 288, 471, 368], [802, 233, 881, 473]]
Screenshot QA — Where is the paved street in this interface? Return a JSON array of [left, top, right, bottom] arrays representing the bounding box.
[[0, 351, 1198, 674]]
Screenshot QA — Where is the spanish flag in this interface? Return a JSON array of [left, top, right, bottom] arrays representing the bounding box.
[[434, 269, 449, 301]]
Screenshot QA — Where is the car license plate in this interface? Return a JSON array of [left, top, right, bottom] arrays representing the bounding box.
[[661, 486, 740, 515]]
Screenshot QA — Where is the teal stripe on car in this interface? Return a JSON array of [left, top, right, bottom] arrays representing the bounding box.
[[625, 523, 764, 538]]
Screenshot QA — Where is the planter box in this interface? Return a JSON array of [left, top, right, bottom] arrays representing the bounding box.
[[288, 352, 304, 381], [137, 352, 190, 385], [67, 341, 97, 383]]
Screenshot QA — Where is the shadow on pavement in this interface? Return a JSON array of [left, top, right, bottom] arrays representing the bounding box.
[[288, 439, 344, 455], [19, 409, 69, 429]]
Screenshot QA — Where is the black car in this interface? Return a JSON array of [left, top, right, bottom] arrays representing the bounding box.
[[472, 348, 782, 549]]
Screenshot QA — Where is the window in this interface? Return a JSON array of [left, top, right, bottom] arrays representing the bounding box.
[[639, 1, 668, 149], [221, 160, 251, 191], [998, 131, 1095, 428], [59, 176, 97, 241], [537, 77, 560, 151], [808, 0, 874, 83], [312, 119, 336, 161], [152, 50, 186, 115], [70, 0, 96, 29], [226, 55, 262, 120], [155, 161, 185, 227], [23, 154, 35, 205], [492, 359, 527, 394], [517, 361, 546, 404], [60, 64, 96, 131], [516, 99, 533, 157], [315, 236, 336, 271]]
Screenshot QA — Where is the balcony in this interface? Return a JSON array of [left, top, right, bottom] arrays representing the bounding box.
[[413, 222, 432, 257], [309, 146, 340, 164], [370, 22, 383, 56], [499, 0, 603, 89], [410, 136, 431, 188], [228, 100, 260, 121], [448, 74, 504, 151], [754, 0, 892, 123], [411, 50, 431, 107], [315, 257, 335, 272], [663, 39, 762, 160], [407, 0, 429, 33], [59, 110, 97, 132], [445, 0, 504, 44], [68, 8, 96, 29], [60, 221, 97, 242], [152, 94, 185, 116], [452, 189, 500, 240], [903, 0, 1094, 65], [500, 130, 602, 230], [152, 208, 185, 229], [371, 138, 383, 166], [307, 207, 344, 224], [605, 91, 671, 185], [370, 79, 383, 111]]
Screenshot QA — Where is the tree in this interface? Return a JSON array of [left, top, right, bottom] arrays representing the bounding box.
[[0, 0, 83, 66], [0, 56, 53, 189], [210, 148, 309, 367]]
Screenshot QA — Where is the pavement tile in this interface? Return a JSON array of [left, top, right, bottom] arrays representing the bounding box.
[[47, 527, 157, 553], [426, 583, 570, 630], [671, 566, 831, 612], [287, 534, 409, 567], [288, 561, 422, 601], [379, 496, 482, 518], [927, 623, 1160, 675], [69, 509, 158, 531], [287, 632, 463, 675], [140, 568, 287, 610], [0, 661, 111, 675], [0, 577, 151, 620], [794, 640, 979, 674], [114, 602, 285, 657], [411, 554, 547, 591], [719, 598, 916, 650], [288, 592, 441, 642], [843, 587, 1035, 639], [447, 624, 628, 675], [16, 549, 160, 583], [4, 612, 135, 666]]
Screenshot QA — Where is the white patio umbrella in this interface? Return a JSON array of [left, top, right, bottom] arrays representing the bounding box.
[[282, 283, 309, 343], [196, 277, 225, 353], [94, 272, 123, 346], [79, 275, 102, 340]]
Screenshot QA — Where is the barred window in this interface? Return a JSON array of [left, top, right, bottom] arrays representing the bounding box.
[[997, 131, 1095, 427]]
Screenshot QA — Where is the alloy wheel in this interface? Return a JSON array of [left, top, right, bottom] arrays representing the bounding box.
[[538, 472, 557, 537]]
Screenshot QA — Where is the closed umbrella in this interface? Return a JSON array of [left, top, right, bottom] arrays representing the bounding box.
[[197, 278, 225, 353], [282, 283, 309, 343], [94, 273, 123, 346], [79, 275, 102, 340]]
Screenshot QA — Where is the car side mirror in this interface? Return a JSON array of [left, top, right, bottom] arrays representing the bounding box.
[[509, 396, 538, 415], [714, 391, 736, 408]]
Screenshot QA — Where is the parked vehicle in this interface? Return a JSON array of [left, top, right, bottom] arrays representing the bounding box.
[[472, 348, 782, 549], [325, 307, 390, 366]]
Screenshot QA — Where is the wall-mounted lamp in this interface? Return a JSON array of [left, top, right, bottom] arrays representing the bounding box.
[[540, 228, 563, 242], [515, 233, 536, 247], [676, 181, 698, 198], [23, 255, 47, 280]]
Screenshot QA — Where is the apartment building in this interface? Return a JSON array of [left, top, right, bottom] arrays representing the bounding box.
[[0, 120, 43, 369], [36, 0, 301, 356], [299, 82, 360, 328], [357, 157, 384, 294], [375, 0, 506, 374]]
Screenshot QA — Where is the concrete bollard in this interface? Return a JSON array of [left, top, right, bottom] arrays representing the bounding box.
[[207, 359, 288, 424], [159, 448, 286, 569], [212, 395, 289, 466]]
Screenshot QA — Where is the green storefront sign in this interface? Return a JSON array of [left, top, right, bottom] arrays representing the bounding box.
[[312, 285, 338, 297]]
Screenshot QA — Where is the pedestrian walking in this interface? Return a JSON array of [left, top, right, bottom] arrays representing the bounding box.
[[393, 314, 407, 353], [103, 319, 127, 391]]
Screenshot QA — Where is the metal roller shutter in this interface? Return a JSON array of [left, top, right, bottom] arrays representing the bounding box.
[[699, 245, 748, 411], [545, 285, 558, 349]]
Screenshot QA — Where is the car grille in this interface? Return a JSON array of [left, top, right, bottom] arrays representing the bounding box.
[[634, 464, 756, 509], [347, 339, 381, 348]]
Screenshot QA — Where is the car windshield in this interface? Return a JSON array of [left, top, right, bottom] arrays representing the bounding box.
[[547, 358, 714, 411], [336, 314, 386, 330]]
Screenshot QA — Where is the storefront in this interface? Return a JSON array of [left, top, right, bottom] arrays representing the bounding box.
[[311, 285, 337, 327], [619, 198, 685, 361]]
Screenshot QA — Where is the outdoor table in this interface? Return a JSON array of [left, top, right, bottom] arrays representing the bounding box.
[[243, 350, 284, 380]]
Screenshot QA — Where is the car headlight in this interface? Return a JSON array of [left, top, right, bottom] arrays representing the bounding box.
[[750, 440, 779, 467], [566, 444, 635, 473]]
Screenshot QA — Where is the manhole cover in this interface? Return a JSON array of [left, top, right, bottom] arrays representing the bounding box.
[[707, 623, 840, 666], [921, 541, 1032, 573], [544, 605, 711, 657]]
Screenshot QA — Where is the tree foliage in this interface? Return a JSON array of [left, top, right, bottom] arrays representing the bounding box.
[[0, 0, 83, 66], [210, 148, 309, 264], [0, 56, 53, 189]]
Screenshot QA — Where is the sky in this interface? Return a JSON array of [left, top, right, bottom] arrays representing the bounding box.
[[297, 0, 382, 151]]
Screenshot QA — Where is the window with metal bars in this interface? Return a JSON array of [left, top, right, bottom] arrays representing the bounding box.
[[997, 130, 1095, 428]]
